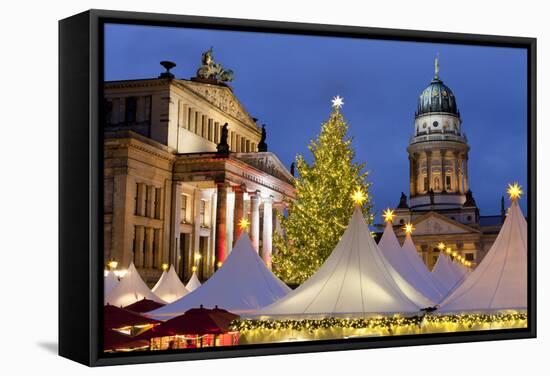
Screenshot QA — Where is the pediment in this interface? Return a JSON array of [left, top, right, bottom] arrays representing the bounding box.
[[400, 212, 479, 236], [175, 80, 257, 128], [233, 152, 293, 184]]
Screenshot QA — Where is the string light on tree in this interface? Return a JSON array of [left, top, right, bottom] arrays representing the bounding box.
[[382, 208, 395, 223], [507, 182, 523, 201], [272, 95, 372, 284]]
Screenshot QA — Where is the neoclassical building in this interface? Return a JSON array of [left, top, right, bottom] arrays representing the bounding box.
[[103, 51, 295, 284], [380, 58, 504, 270]]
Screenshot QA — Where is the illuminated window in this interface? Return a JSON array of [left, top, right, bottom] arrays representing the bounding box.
[[200, 200, 206, 226]]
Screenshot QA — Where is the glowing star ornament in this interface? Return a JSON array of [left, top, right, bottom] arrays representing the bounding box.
[[437, 242, 446, 251], [507, 182, 523, 201], [351, 188, 367, 206], [239, 217, 250, 231], [161, 263, 169, 271], [403, 222, 415, 235], [331, 95, 344, 109], [382, 208, 395, 223], [107, 260, 118, 270]]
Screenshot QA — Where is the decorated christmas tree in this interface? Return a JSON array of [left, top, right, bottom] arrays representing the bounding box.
[[273, 96, 373, 284]]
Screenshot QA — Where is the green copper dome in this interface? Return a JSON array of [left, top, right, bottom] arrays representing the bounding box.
[[416, 77, 459, 117]]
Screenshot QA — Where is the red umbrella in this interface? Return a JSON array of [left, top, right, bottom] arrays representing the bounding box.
[[104, 303, 161, 329], [137, 305, 239, 340], [124, 298, 165, 313], [103, 328, 150, 352]]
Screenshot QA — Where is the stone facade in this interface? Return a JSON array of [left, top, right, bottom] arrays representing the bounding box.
[[103, 67, 295, 285]]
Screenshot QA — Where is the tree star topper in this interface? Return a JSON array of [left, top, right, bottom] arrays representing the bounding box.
[[382, 208, 395, 223], [507, 182, 523, 201], [351, 188, 367, 206], [331, 95, 344, 109]]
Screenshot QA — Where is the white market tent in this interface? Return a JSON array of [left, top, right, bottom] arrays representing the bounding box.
[[450, 259, 468, 277], [149, 233, 291, 319], [105, 263, 166, 307], [378, 222, 445, 303], [251, 208, 434, 319], [439, 200, 527, 313], [152, 265, 189, 303], [431, 253, 464, 297], [104, 270, 119, 297], [185, 271, 202, 292]]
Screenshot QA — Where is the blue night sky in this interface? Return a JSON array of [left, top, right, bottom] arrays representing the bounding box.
[[105, 24, 528, 218]]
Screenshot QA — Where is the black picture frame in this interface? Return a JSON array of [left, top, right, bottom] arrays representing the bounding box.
[[59, 9, 537, 367]]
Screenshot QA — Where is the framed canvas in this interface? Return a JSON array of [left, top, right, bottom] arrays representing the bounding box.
[[59, 9, 536, 366]]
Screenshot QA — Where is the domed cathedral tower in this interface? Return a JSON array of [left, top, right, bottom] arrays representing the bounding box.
[[407, 56, 475, 216]]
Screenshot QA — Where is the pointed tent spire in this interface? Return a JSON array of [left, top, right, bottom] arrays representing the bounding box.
[[431, 253, 464, 297], [185, 271, 202, 292], [252, 208, 433, 319], [149, 233, 290, 319], [105, 263, 166, 306], [439, 200, 527, 312], [379, 221, 444, 303], [104, 270, 119, 297], [152, 265, 189, 303]]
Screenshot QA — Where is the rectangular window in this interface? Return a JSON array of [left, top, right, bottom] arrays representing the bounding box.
[[181, 194, 188, 223], [144, 185, 150, 217], [199, 199, 206, 226], [125, 96, 137, 123], [104, 99, 113, 125], [153, 229, 161, 268], [465, 253, 474, 261], [154, 188, 162, 219], [424, 176, 429, 191], [134, 183, 139, 215], [446, 175, 452, 190], [132, 226, 137, 263]]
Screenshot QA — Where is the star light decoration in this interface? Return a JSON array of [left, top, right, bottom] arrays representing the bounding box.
[[351, 188, 367, 206], [437, 242, 446, 251], [382, 208, 395, 223], [331, 95, 344, 109], [507, 182, 523, 201], [161, 263, 169, 271], [107, 260, 118, 270], [239, 217, 250, 231], [403, 222, 415, 235]]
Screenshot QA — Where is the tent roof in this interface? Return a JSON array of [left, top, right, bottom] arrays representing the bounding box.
[[103, 328, 150, 351], [439, 201, 527, 313], [152, 265, 189, 303], [104, 304, 161, 329], [138, 306, 239, 339], [124, 298, 166, 313], [105, 263, 166, 307], [104, 270, 119, 296], [149, 233, 290, 319], [378, 222, 444, 303], [431, 253, 464, 297], [251, 208, 433, 319], [185, 271, 202, 292]]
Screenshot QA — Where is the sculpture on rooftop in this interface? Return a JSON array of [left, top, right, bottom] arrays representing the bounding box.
[[196, 47, 234, 83]]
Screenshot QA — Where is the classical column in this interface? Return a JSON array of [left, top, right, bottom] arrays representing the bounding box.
[[453, 152, 460, 193], [192, 189, 202, 267], [250, 193, 261, 252], [458, 154, 465, 193], [409, 155, 416, 197], [262, 196, 273, 269], [426, 151, 432, 192], [440, 149, 446, 191], [215, 183, 229, 268], [233, 185, 246, 244], [147, 185, 155, 218], [170, 181, 182, 273], [463, 154, 470, 192]]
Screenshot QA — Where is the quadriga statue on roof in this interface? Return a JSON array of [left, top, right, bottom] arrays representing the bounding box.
[[196, 47, 234, 83]]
